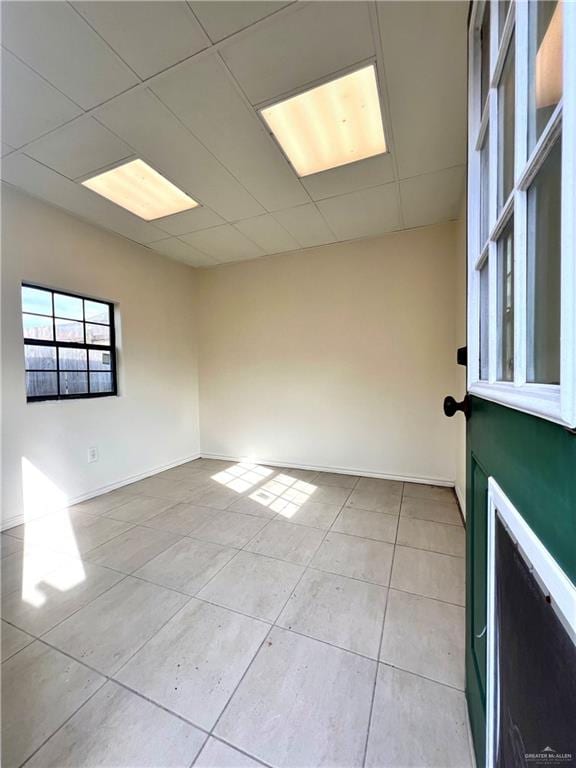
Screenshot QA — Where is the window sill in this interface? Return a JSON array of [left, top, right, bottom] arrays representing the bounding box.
[[468, 381, 575, 429]]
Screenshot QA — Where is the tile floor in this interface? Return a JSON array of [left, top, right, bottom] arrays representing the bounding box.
[[1, 459, 474, 768]]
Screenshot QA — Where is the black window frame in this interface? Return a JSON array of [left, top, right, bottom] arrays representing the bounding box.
[[21, 282, 118, 403]]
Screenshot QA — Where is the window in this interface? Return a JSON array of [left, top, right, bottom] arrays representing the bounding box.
[[21, 284, 117, 402], [467, 0, 575, 426]]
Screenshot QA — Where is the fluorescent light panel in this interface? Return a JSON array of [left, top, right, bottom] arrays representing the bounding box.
[[82, 159, 199, 220], [260, 64, 387, 177]]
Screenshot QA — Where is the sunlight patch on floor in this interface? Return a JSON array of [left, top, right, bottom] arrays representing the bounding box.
[[212, 462, 273, 493], [248, 473, 317, 518]]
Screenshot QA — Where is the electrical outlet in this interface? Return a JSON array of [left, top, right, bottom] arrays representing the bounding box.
[[88, 446, 98, 463]]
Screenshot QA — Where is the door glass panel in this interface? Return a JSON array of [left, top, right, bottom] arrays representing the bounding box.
[[480, 4, 491, 109], [527, 140, 561, 384], [497, 218, 514, 381], [479, 259, 490, 380], [528, 0, 562, 151], [480, 133, 490, 245], [498, 37, 515, 208]]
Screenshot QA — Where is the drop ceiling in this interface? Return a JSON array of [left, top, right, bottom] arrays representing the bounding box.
[[0, 1, 467, 268]]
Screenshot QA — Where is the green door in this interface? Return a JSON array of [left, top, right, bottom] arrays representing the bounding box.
[[465, 2, 576, 765]]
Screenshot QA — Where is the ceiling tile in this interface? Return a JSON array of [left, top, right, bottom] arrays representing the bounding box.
[[1, 1, 139, 109], [316, 183, 401, 241], [400, 166, 465, 229], [154, 207, 225, 237], [272, 203, 336, 248], [377, 1, 467, 179], [72, 2, 210, 80], [182, 224, 264, 263], [94, 88, 265, 222], [1, 50, 82, 148], [190, 1, 291, 43], [24, 116, 133, 180], [151, 55, 309, 211], [234, 214, 299, 254], [1, 153, 165, 244], [220, 2, 374, 105], [150, 237, 216, 267], [302, 154, 395, 201]]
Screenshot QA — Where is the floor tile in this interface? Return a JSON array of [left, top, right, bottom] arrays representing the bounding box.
[[346, 488, 402, 515], [311, 532, 394, 586], [130, 476, 197, 502], [198, 551, 303, 622], [228, 496, 277, 519], [135, 537, 236, 594], [1, 620, 33, 661], [1, 546, 71, 598], [355, 477, 403, 495], [194, 738, 263, 768], [1, 641, 104, 768], [0, 534, 23, 558], [401, 497, 462, 526], [103, 495, 177, 524], [2, 560, 123, 636], [158, 467, 213, 488], [26, 681, 206, 768], [192, 511, 268, 548], [275, 500, 342, 529], [365, 665, 472, 768], [245, 521, 325, 566], [332, 508, 398, 543], [390, 546, 465, 605], [272, 467, 319, 482], [314, 472, 359, 488], [44, 577, 188, 674], [116, 599, 269, 730], [306, 485, 351, 505], [85, 526, 181, 573], [187, 484, 241, 510], [397, 517, 465, 557], [144, 503, 216, 535], [215, 627, 375, 768], [402, 483, 457, 504], [7, 510, 134, 555], [380, 589, 465, 689], [69, 487, 138, 516], [278, 569, 387, 657]]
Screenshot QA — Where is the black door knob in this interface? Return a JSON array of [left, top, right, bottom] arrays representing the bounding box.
[[443, 395, 471, 419]]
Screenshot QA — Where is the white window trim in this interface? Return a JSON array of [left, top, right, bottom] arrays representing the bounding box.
[[467, 1, 576, 428], [485, 477, 576, 768]]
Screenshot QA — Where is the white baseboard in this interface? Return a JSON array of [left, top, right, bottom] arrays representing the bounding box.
[[454, 484, 466, 521], [1, 452, 201, 532], [200, 452, 456, 488]]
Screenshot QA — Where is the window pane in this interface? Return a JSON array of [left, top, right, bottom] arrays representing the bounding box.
[[86, 324, 110, 346], [25, 345, 57, 370], [26, 372, 58, 398], [59, 371, 88, 395], [54, 293, 83, 321], [499, 1, 511, 38], [497, 218, 514, 382], [90, 372, 113, 393], [89, 349, 112, 371], [59, 348, 87, 371], [55, 318, 84, 343], [480, 133, 490, 245], [23, 313, 53, 341], [22, 286, 52, 316], [528, 0, 562, 151], [479, 259, 490, 380], [84, 300, 110, 325], [480, 5, 491, 108], [498, 37, 515, 208], [527, 140, 561, 384]]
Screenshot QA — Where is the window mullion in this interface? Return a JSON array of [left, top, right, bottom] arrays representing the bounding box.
[[487, 2, 499, 383]]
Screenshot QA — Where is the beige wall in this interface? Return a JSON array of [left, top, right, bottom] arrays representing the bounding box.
[[1, 187, 200, 529], [454, 208, 468, 513], [198, 224, 462, 485]]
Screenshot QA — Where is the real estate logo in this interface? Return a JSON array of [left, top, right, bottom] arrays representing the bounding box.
[[525, 746, 574, 765]]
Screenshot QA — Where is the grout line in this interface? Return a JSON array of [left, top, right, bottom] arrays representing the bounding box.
[[361, 480, 403, 767]]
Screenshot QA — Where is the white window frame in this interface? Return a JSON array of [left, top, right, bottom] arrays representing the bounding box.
[[485, 477, 576, 768], [467, 1, 576, 428]]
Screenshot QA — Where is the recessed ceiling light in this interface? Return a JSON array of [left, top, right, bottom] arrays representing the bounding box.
[[82, 158, 199, 220], [260, 64, 387, 177]]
